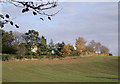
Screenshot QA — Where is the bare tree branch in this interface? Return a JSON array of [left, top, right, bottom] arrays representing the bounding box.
[[0, 0, 61, 28]]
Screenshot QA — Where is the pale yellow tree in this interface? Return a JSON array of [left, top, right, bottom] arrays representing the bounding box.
[[75, 37, 86, 55]]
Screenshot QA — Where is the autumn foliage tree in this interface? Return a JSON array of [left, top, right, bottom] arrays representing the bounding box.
[[100, 45, 109, 54], [70, 45, 75, 51], [61, 43, 72, 56], [85, 40, 109, 56], [75, 37, 86, 55], [85, 40, 96, 52], [85, 45, 94, 52], [1, 29, 111, 61]]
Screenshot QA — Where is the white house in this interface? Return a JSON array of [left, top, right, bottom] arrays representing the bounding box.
[[51, 50, 55, 55], [95, 51, 101, 53], [31, 46, 38, 53]]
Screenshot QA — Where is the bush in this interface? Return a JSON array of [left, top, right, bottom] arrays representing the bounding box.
[[39, 55, 43, 59], [2, 55, 11, 61], [15, 55, 23, 60], [26, 55, 33, 59], [49, 55, 54, 59], [33, 55, 39, 59], [56, 55, 61, 59]]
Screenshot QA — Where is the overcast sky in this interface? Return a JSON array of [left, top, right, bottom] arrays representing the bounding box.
[[2, 2, 118, 56]]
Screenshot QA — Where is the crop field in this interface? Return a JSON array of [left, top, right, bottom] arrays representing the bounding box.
[[2, 56, 119, 82]]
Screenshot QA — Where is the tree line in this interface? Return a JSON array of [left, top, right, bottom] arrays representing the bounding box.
[[1, 29, 110, 61]]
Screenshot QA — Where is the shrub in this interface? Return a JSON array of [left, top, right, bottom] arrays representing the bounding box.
[[49, 55, 54, 59], [33, 55, 39, 59], [39, 55, 43, 59], [15, 55, 23, 60], [26, 55, 32, 59], [2, 55, 10, 61], [56, 55, 60, 58]]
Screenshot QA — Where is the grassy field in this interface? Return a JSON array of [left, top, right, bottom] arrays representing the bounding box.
[[2, 56, 118, 82]]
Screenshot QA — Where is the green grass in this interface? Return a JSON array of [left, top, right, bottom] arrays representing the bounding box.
[[2, 56, 118, 82]]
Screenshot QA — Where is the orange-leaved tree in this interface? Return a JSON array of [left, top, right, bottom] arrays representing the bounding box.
[[75, 37, 86, 55], [61, 43, 72, 57]]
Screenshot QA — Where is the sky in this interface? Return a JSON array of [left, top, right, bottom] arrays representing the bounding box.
[[1, 2, 118, 56]]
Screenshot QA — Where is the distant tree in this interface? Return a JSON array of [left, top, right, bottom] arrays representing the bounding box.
[[16, 43, 28, 56], [48, 39, 55, 51], [25, 30, 40, 46], [39, 36, 48, 53], [95, 42, 101, 53], [70, 45, 75, 51], [86, 40, 96, 52], [55, 42, 65, 56], [89, 40, 96, 52], [25, 30, 41, 54], [13, 31, 25, 45], [22, 33, 29, 43], [2, 30, 14, 46], [75, 37, 86, 55], [89, 40, 96, 47], [11, 43, 19, 54], [61, 43, 71, 56], [100, 45, 109, 54], [55, 42, 65, 51], [87, 40, 109, 54], [1, 30, 18, 54], [85, 45, 94, 52]]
